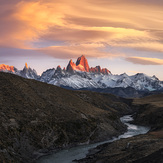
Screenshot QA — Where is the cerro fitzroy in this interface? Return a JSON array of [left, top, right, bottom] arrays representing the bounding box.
[[0, 55, 163, 92]]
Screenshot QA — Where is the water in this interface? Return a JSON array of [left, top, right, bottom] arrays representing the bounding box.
[[37, 115, 150, 163]]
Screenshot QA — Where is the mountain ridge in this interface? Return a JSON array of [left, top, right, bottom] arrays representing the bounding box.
[[0, 56, 163, 95], [66, 55, 110, 74]]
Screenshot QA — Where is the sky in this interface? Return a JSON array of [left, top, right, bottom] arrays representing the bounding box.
[[0, 0, 163, 79]]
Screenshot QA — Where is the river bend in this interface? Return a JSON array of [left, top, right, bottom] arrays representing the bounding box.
[[37, 115, 150, 163]]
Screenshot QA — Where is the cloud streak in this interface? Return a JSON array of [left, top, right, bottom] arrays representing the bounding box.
[[37, 43, 123, 59], [126, 57, 163, 65], [0, 0, 163, 62]]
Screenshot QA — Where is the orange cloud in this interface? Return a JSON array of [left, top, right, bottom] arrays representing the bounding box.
[[126, 57, 163, 65], [0, 0, 67, 48], [0, 0, 163, 59], [37, 43, 123, 59]]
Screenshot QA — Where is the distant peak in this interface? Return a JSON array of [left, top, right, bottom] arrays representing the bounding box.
[[25, 63, 28, 69], [66, 55, 111, 74], [0, 64, 15, 72], [57, 65, 62, 70], [76, 55, 86, 62], [121, 73, 128, 76], [76, 55, 89, 72], [152, 75, 159, 80], [135, 73, 144, 76], [89, 66, 111, 75], [66, 59, 76, 72], [80, 55, 86, 58]]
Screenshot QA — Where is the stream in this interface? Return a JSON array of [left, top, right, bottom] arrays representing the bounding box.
[[37, 115, 150, 163]]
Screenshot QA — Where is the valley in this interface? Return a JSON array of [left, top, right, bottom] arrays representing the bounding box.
[[77, 94, 163, 163], [0, 72, 131, 162], [37, 115, 150, 163], [1, 1, 163, 162], [0, 71, 163, 163]]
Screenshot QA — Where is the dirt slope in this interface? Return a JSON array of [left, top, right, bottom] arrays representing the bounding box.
[[0, 72, 130, 162]]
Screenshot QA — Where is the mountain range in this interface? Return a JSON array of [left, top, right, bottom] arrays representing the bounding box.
[[0, 55, 163, 97]]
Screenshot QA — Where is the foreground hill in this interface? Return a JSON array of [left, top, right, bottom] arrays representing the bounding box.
[[0, 72, 131, 163], [78, 94, 163, 163]]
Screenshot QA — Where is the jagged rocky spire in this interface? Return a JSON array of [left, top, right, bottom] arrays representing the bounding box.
[[76, 55, 90, 72], [66, 55, 111, 74], [25, 63, 28, 69]]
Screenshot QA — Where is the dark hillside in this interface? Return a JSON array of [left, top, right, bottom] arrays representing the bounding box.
[[78, 94, 163, 163], [0, 72, 131, 162]]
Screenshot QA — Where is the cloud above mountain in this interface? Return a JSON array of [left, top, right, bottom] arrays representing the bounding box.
[[0, 0, 163, 63], [126, 57, 163, 65]]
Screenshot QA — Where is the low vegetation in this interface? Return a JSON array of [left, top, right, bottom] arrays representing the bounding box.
[[0, 72, 131, 162]]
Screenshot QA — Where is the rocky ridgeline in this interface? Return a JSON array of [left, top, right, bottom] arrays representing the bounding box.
[[66, 55, 110, 74], [0, 56, 163, 97], [0, 64, 15, 72], [0, 62, 39, 79], [0, 55, 111, 78]]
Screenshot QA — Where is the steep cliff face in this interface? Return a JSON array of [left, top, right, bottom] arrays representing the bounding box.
[[66, 59, 78, 72], [66, 55, 110, 74], [67, 55, 90, 72], [20, 63, 39, 79], [76, 55, 90, 72]]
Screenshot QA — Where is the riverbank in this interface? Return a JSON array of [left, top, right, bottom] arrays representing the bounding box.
[[77, 94, 163, 163], [37, 115, 150, 163], [77, 133, 163, 163]]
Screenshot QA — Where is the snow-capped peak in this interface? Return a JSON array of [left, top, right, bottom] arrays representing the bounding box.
[[1, 56, 163, 92]]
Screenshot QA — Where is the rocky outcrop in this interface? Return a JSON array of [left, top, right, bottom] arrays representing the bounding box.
[[0, 64, 15, 72], [66, 55, 111, 74], [56, 65, 62, 72], [20, 63, 39, 79], [89, 66, 111, 75], [66, 59, 77, 72], [76, 55, 90, 72], [0, 63, 39, 80], [67, 55, 90, 72]]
